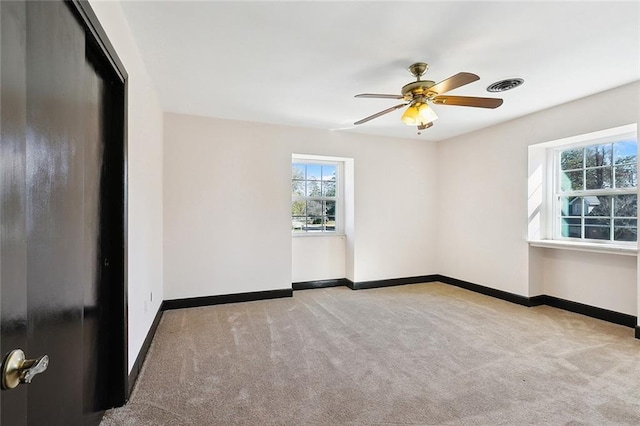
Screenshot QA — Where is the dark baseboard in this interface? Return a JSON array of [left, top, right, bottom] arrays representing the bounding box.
[[162, 288, 292, 311], [528, 295, 547, 307], [436, 275, 637, 332], [347, 275, 440, 290], [436, 275, 535, 307], [292, 278, 350, 291], [543, 295, 636, 328], [128, 306, 163, 396]]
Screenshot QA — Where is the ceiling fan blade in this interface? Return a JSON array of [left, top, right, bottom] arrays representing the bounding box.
[[354, 103, 408, 125], [432, 95, 503, 109], [428, 72, 480, 96], [355, 93, 404, 99]]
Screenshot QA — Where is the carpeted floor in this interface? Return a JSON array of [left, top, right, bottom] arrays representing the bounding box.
[[101, 282, 640, 425]]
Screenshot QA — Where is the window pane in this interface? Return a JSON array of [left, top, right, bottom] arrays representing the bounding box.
[[560, 148, 583, 170], [585, 144, 612, 167], [561, 217, 581, 238], [292, 180, 305, 196], [306, 164, 321, 181], [585, 218, 610, 240], [614, 194, 637, 217], [306, 200, 324, 232], [614, 164, 637, 188], [613, 140, 637, 165], [291, 200, 306, 216], [292, 216, 306, 232], [306, 200, 323, 217], [326, 215, 336, 231], [325, 200, 336, 216], [322, 165, 336, 181], [305, 207, 324, 231], [614, 219, 637, 242], [583, 196, 610, 217], [560, 196, 581, 216], [292, 164, 306, 196], [292, 163, 306, 179], [322, 180, 336, 197], [306, 224, 323, 232], [306, 180, 321, 197], [585, 167, 612, 190], [560, 170, 583, 191]]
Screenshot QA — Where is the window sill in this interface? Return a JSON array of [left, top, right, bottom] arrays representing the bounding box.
[[528, 239, 637, 256]]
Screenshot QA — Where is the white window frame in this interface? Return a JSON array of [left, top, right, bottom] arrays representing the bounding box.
[[291, 155, 344, 236], [528, 124, 638, 255]]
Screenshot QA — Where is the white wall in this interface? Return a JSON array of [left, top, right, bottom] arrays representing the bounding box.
[[542, 249, 637, 315], [90, 1, 164, 373], [163, 113, 439, 299], [163, 115, 292, 299], [437, 82, 639, 313], [348, 135, 438, 282], [437, 125, 532, 295], [291, 236, 346, 282]]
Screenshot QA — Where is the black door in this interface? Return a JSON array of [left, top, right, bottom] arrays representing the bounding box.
[[0, 1, 127, 424]]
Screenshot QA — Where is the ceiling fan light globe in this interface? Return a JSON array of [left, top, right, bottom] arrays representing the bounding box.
[[418, 103, 438, 124], [401, 105, 419, 125]]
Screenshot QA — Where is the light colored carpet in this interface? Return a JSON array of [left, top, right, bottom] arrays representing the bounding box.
[[101, 282, 640, 425]]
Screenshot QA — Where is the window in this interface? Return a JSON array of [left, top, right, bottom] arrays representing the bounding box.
[[291, 161, 340, 233], [554, 135, 637, 243]]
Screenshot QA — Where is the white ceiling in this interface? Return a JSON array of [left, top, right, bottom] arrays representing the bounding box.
[[119, 1, 640, 141]]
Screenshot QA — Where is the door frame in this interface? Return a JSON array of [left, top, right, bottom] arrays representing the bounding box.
[[67, 0, 129, 407]]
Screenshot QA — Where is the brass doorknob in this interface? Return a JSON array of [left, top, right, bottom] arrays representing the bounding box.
[[1, 349, 49, 390]]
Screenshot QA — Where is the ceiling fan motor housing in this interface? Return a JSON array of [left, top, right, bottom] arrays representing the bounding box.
[[401, 80, 437, 101]]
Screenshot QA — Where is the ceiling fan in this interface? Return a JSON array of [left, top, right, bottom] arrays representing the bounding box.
[[354, 62, 503, 133]]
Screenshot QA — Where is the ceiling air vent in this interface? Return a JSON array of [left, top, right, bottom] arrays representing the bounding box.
[[486, 78, 524, 93]]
